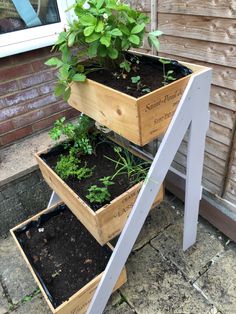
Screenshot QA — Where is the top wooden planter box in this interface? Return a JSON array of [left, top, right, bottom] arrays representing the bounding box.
[[68, 54, 206, 146]]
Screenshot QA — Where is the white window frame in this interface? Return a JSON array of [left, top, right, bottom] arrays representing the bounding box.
[[0, 0, 75, 58]]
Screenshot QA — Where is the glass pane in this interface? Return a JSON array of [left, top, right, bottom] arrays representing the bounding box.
[[0, 0, 60, 34]]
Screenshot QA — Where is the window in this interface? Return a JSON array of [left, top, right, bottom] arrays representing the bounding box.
[[0, 0, 74, 57]]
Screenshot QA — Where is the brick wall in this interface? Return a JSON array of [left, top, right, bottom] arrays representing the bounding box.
[[0, 47, 78, 147]]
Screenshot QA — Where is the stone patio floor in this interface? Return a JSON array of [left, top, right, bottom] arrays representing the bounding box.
[[0, 191, 235, 314]]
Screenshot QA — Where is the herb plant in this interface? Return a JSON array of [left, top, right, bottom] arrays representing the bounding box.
[[86, 176, 114, 204], [105, 146, 150, 184], [45, 0, 163, 100], [49, 115, 94, 155], [55, 148, 93, 180]]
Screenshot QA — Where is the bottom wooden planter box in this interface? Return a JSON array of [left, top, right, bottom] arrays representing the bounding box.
[[10, 203, 127, 314], [36, 144, 164, 245]]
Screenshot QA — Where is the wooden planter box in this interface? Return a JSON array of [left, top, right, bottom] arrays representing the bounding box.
[[35, 146, 164, 245], [68, 53, 206, 146], [10, 203, 127, 314]]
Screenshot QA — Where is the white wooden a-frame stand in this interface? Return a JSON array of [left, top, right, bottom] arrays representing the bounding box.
[[49, 68, 212, 314]]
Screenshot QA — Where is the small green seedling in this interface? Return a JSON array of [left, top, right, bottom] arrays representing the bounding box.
[[159, 58, 176, 85], [164, 70, 176, 85]]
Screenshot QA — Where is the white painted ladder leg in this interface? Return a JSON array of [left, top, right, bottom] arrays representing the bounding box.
[[48, 191, 61, 208], [183, 78, 211, 250]]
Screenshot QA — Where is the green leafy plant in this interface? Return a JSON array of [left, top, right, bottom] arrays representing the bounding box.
[[86, 176, 114, 204], [105, 146, 150, 184], [159, 58, 176, 86], [55, 148, 94, 180], [49, 115, 94, 155], [45, 0, 163, 100]]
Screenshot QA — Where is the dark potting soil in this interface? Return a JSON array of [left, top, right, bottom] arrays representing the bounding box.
[[15, 205, 112, 308], [41, 135, 149, 211], [87, 53, 192, 98]]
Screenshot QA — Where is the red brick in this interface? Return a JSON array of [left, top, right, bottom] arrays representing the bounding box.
[[0, 56, 14, 69], [0, 125, 33, 145], [0, 99, 5, 110], [0, 63, 33, 82], [31, 59, 50, 72], [0, 120, 14, 134], [26, 94, 58, 111], [18, 71, 54, 90], [38, 80, 56, 95], [12, 110, 44, 129], [0, 81, 18, 96], [32, 109, 78, 132], [5, 88, 39, 107], [12, 47, 51, 65], [12, 101, 69, 129], [0, 105, 26, 122]]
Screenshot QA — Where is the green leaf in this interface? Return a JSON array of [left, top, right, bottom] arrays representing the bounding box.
[[119, 24, 130, 36], [108, 47, 118, 59], [159, 58, 171, 65], [120, 61, 131, 72], [59, 64, 70, 80], [54, 84, 66, 97], [95, 20, 104, 33], [85, 32, 101, 43], [128, 34, 140, 45], [72, 73, 86, 82], [68, 32, 76, 47], [97, 45, 107, 57], [64, 87, 71, 102], [121, 38, 130, 50], [84, 25, 95, 37], [149, 30, 163, 37], [96, 0, 105, 9], [55, 31, 67, 45], [100, 33, 111, 47], [148, 35, 160, 51], [131, 76, 141, 84], [80, 14, 97, 26], [45, 57, 63, 68], [110, 28, 122, 37], [88, 42, 99, 58], [131, 23, 145, 34]]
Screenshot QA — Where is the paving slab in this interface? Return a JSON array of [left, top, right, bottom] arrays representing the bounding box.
[[0, 284, 8, 314], [104, 291, 135, 314], [121, 245, 213, 314], [133, 200, 181, 250], [11, 295, 50, 314], [195, 249, 236, 313], [151, 219, 225, 281], [0, 237, 36, 304]]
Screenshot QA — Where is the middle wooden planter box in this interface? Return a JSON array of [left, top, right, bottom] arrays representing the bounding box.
[[36, 147, 164, 245]]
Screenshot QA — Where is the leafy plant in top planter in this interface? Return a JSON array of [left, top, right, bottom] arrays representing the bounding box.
[[45, 0, 200, 146], [45, 0, 163, 100]]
